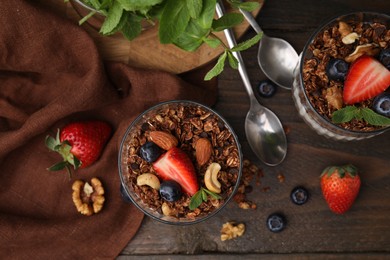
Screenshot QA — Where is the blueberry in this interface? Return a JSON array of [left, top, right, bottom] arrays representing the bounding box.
[[266, 213, 286, 233], [139, 142, 163, 163], [257, 79, 277, 98], [326, 58, 349, 81], [290, 186, 309, 205], [159, 180, 182, 202], [379, 49, 390, 70], [373, 93, 390, 117]]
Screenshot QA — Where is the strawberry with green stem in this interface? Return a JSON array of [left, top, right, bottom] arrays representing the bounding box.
[[320, 164, 361, 214], [45, 120, 112, 176]]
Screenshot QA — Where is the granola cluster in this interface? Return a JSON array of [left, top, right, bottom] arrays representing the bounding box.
[[123, 103, 240, 220], [302, 16, 390, 131]]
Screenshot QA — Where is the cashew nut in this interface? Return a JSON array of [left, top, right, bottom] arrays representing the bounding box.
[[204, 162, 222, 193], [342, 32, 360, 44], [137, 173, 161, 190]]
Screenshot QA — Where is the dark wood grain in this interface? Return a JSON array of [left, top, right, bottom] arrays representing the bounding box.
[[119, 0, 390, 257]]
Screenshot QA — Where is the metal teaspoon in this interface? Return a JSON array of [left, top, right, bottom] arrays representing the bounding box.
[[216, 1, 287, 166], [239, 8, 299, 89]]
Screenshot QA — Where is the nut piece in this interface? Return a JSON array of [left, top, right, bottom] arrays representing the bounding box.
[[221, 222, 245, 241], [195, 138, 213, 166], [345, 43, 380, 63], [342, 32, 360, 45], [204, 162, 221, 193], [325, 86, 343, 110], [72, 177, 105, 216], [149, 131, 178, 150], [136, 173, 161, 190], [161, 202, 177, 216], [338, 21, 353, 37]]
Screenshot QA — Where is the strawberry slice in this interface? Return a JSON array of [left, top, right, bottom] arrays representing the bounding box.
[[153, 147, 199, 196], [343, 55, 390, 104]]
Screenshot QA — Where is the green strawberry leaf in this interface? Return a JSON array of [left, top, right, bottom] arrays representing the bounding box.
[[204, 51, 227, 80], [47, 161, 68, 171]]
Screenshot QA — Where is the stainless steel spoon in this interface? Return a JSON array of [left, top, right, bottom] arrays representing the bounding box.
[[239, 8, 299, 90], [216, 2, 287, 166]]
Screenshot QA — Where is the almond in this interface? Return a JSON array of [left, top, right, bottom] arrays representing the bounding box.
[[195, 138, 212, 166], [149, 131, 178, 150]]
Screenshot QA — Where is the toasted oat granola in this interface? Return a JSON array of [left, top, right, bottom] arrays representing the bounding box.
[[302, 17, 390, 131], [123, 103, 240, 220]]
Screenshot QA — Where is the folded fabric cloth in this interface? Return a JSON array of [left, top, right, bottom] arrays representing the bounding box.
[[0, 0, 217, 258]]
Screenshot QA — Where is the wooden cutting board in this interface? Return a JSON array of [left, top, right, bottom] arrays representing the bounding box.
[[37, 0, 264, 74]]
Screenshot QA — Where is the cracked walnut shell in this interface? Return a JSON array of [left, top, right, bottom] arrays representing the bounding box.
[[72, 178, 105, 216]]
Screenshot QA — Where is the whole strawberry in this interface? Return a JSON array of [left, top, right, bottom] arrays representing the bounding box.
[[45, 120, 112, 174], [320, 164, 361, 214]]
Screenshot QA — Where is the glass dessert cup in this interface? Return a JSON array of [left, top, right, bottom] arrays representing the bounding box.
[[292, 12, 390, 141], [118, 100, 243, 225]]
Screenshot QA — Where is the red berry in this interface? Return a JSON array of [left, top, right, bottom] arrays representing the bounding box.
[[343, 55, 390, 104], [46, 120, 112, 173], [153, 147, 199, 196], [320, 164, 361, 214]]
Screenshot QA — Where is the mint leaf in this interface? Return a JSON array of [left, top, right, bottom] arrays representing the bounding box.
[[173, 20, 209, 51], [230, 1, 260, 12], [332, 106, 390, 126], [159, 0, 190, 44], [100, 1, 123, 35], [227, 51, 238, 69], [196, 0, 216, 29], [189, 190, 203, 210], [212, 13, 244, 32], [204, 51, 227, 80], [120, 12, 142, 41], [332, 106, 358, 123], [117, 0, 162, 11], [186, 0, 203, 19], [203, 188, 222, 200], [231, 33, 262, 52], [361, 108, 390, 126], [203, 37, 221, 48]]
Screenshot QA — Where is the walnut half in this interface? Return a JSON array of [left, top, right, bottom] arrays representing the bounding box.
[[72, 178, 105, 216], [220, 222, 245, 241]]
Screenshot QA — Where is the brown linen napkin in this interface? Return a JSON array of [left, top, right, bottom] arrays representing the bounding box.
[[0, 0, 217, 258]]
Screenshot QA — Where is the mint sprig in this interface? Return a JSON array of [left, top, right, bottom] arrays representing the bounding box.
[[189, 187, 222, 210], [73, 0, 261, 80], [332, 106, 390, 126]]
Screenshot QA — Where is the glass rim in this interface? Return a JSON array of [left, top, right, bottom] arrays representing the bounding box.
[[117, 100, 243, 225], [298, 11, 390, 135]]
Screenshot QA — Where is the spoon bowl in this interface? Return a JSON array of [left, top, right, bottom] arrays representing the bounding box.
[[216, 2, 287, 166], [245, 98, 287, 166], [240, 9, 299, 90]]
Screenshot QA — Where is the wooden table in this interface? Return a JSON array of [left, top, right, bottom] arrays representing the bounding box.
[[118, 0, 390, 258]]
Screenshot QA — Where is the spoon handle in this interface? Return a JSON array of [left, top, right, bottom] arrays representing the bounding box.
[[215, 1, 256, 99], [239, 8, 263, 35]]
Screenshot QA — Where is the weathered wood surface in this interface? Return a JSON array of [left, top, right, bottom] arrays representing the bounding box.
[[119, 0, 390, 258]]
